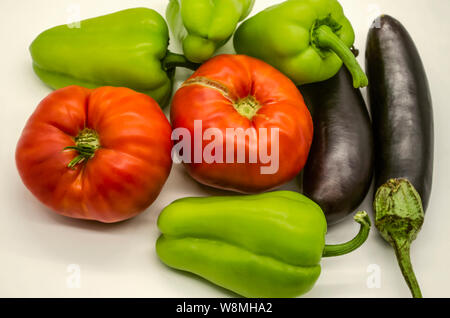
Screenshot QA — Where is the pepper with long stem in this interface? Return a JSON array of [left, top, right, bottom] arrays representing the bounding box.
[[163, 51, 201, 72], [323, 211, 371, 257], [314, 25, 368, 88]]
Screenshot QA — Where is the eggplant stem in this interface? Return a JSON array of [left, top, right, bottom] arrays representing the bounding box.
[[392, 237, 423, 298], [373, 178, 425, 298]]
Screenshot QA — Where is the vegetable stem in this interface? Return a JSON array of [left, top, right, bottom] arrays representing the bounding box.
[[373, 178, 425, 298], [322, 211, 371, 257], [163, 51, 201, 72], [392, 237, 422, 298], [233, 95, 262, 120], [64, 128, 100, 169], [314, 25, 368, 88]]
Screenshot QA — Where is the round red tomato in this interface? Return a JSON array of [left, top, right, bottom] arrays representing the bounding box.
[[171, 54, 313, 193], [16, 86, 172, 223]]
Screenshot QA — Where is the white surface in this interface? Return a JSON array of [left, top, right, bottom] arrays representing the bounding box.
[[0, 0, 449, 298]]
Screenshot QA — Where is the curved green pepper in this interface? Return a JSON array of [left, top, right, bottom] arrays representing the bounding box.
[[166, 0, 255, 63], [30, 8, 198, 107], [233, 0, 368, 88], [156, 191, 371, 298]]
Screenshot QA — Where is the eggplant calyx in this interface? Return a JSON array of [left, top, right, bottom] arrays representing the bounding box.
[[374, 178, 424, 298]]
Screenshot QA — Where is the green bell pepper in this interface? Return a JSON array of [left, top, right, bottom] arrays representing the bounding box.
[[156, 191, 371, 298], [30, 8, 198, 107], [166, 0, 255, 63], [234, 0, 368, 88]]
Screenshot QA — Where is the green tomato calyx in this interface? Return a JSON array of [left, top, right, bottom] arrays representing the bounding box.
[[233, 95, 262, 120], [64, 128, 101, 169]]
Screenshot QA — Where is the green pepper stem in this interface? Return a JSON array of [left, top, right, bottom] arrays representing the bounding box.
[[163, 51, 201, 72], [63, 128, 100, 169], [392, 237, 422, 298], [314, 25, 368, 88], [322, 211, 371, 257]]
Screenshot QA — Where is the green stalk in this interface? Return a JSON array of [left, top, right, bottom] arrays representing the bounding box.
[[233, 96, 262, 120], [163, 51, 201, 72], [374, 178, 424, 298], [322, 211, 371, 257], [314, 25, 368, 88], [64, 128, 101, 169], [392, 237, 422, 298]]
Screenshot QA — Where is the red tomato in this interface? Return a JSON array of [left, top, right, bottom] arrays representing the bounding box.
[[171, 54, 313, 193], [16, 86, 172, 223]]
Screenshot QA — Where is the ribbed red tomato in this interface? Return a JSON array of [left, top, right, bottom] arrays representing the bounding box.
[[16, 86, 172, 223], [170, 54, 313, 193]]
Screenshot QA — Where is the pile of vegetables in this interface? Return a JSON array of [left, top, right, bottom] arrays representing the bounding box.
[[16, 0, 433, 298]]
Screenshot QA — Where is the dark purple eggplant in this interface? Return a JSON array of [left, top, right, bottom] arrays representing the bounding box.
[[366, 15, 434, 298], [299, 67, 374, 225]]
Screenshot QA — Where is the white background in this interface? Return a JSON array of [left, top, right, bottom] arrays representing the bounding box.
[[0, 0, 449, 298]]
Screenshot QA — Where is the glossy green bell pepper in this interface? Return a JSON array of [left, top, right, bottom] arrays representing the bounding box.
[[166, 0, 255, 63], [234, 0, 368, 88], [156, 191, 371, 298], [30, 8, 198, 107]]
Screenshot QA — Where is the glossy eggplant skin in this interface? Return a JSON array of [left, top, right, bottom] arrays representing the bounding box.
[[299, 67, 374, 225], [366, 15, 434, 211]]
